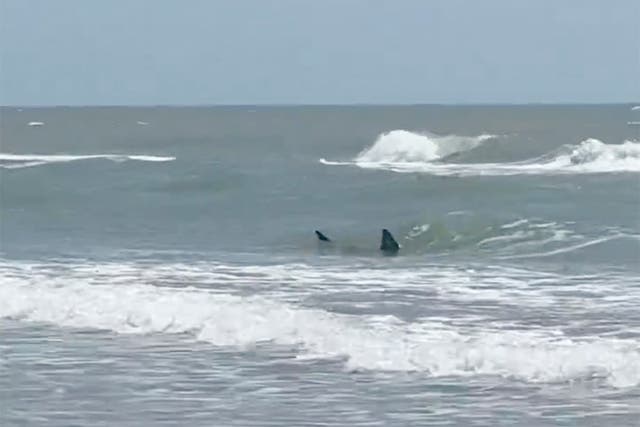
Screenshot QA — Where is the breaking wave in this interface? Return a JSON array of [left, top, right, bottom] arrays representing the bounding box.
[[1, 260, 639, 388], [355, 130, 496, 163], [321, 134, 640, 176], [0, 153, 176, 169]]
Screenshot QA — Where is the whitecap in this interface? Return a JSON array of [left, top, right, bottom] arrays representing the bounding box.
[[0, 153, 175, 169], [321, 137, 640, 176]]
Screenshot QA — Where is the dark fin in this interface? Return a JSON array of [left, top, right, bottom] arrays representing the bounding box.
[[380, 229, 400, 253], [315, 230, 331, 242]]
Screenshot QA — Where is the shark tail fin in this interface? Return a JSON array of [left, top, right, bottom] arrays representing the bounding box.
[[315, 230, 331, 242], [380, 229, 400, 253]]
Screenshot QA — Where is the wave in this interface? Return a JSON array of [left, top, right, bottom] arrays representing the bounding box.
[[2, 275, 638, 388], [1, 260, 639, 388], [397, 215, 640, 261], [0, 153, 176, 169], [398, 217, 586, 256], [354, 130, 496, 163], [496, 234, 633, 260], [321, 135, 640, 176]]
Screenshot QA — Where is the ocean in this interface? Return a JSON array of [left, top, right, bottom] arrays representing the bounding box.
[[1, 105, 639, 426]]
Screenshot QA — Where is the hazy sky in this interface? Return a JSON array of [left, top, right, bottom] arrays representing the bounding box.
[[1, 0, 638, 105]]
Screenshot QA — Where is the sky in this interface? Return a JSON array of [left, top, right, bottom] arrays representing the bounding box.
[[0, 0, 638, 105]]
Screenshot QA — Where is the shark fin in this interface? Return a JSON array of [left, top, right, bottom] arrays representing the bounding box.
[[315, 230, 331, 242], [380, 229, 400, 253]]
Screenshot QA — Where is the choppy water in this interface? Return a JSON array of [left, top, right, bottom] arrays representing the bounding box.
[[1, 105, 639, 426]]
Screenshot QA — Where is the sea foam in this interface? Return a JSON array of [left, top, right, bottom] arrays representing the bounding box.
[[0, 153, 176, 169], [321, 131, 640, 176], [1, 260, 638, 388]]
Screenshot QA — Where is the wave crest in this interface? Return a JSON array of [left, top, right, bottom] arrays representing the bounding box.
[[561, 138, 640, 168], [2, 260, 639, 388], [355, 130, 494, 163], [322, 136, 640, 176], [0, 153, 176, 169], [3, 275, 638, 388]]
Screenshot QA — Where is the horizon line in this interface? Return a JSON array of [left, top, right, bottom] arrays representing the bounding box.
[[2, 101, 639, 108]]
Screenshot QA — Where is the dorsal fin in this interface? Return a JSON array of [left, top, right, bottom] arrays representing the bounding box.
[[380, 229, 400, 253], [315, 230, 331, 242]]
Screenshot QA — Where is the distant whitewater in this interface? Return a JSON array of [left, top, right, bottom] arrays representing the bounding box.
[[354, 130, 496, 163], [0, 153, 176, 169], [321, 130, 640, 176]]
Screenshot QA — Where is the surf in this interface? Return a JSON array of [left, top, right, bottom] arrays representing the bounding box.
[[354, 130, 496, 163], [2, 258, 639, 388], [321, 134, 640, 176], [0, 153, 176, 169]]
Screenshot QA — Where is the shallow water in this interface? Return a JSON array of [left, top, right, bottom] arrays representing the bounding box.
[[1, 105, 639, 425]]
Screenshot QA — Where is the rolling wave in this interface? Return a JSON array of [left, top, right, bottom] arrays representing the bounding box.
[[321, 133, 640, 176], [1, 259, 639, 388], [0, 153, 176, 169], [393, 216, 637, 260], [355, 130, 496, 163]]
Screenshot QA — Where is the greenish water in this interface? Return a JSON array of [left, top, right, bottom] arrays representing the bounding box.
[[1, 105, 639, 426]]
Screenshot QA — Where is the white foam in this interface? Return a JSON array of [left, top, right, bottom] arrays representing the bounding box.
[[0, 153, 175, 169], [407, 224, 431, 239], [355, 130, 495, 163], [126, 155, 174, 162], [498, 235, 629, 260], [1, 271, 638, 388], [477, 231, 534, 247], [501, 219, 529, 229], [446, 210, 471, 216], [1, 259, 640, 388], [322, 137, 640, 176], [27, 121, 44, 126]]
